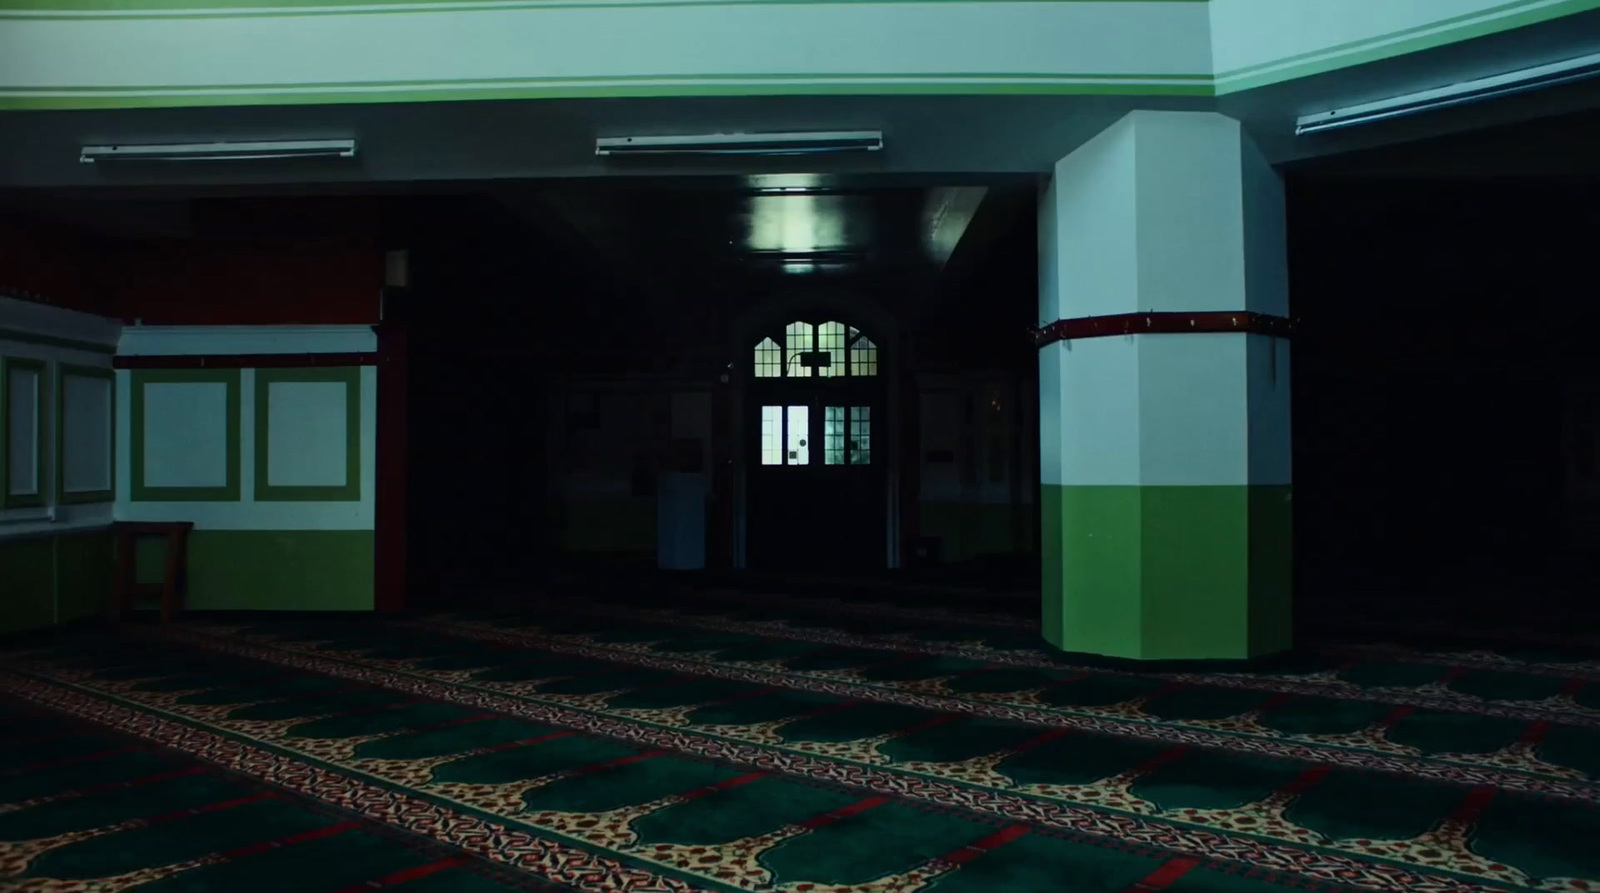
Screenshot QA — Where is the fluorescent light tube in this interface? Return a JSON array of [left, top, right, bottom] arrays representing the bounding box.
[[1295, 51, 1600, 135], [80, 139, 357, 163], [596, 131, 883, 157]]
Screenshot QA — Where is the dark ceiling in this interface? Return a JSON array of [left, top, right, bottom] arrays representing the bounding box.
[[481, 177, 1041, 368], [499, 177, 1016, 298], [6, 96, 1600, 356]]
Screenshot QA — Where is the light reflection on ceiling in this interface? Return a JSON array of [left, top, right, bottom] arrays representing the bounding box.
[[743, 193, 863, 255], [922, 186, 988, 265], [746, 173, 827, 194], [501, 178, 1015, 285]]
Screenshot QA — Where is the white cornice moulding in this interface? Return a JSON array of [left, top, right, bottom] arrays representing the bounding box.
[[0, 296, 122, 349], [116, 324, 377, 356]]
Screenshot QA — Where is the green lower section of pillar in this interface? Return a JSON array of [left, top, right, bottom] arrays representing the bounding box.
[[0, 529, 115, 636], [134, 530, 375, 611], [1041, 484, 1292, 661]]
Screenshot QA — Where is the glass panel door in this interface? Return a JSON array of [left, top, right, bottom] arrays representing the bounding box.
[[785, 405, 810, 465]]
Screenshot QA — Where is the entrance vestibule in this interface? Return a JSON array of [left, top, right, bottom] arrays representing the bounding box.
[[745, 318, 887, 571]]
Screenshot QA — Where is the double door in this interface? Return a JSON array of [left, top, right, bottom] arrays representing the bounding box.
[[746, 381, 886, 571]]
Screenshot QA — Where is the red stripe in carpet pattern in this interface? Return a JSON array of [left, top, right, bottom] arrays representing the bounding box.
[[677, 772, 769, 802], [896, 713, 962, 736], [1520, 721, 1552, 746], [475, 730, 576, 755], [1276, 765, 1332, 798], [797, 796, 890, 830], [221, 820, 360, 859], [940, 824, 1030, 865], [558, 749, 669, 780], [1006, 728, 1072, 755], [1252, 693, 1297, 714], [1124, 856, 1202, 891], [25, 767, 207, 804], [142, 792, 277, 827], [1377, 705, 1415, 727], [325, 857, 468, 893], [1446, 786, 1498, 826]]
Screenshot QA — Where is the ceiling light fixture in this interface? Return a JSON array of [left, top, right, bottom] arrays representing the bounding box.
[[1295, 51, 1600, 135], [79, 139, 358, 164], [596, 131, 883, 157]]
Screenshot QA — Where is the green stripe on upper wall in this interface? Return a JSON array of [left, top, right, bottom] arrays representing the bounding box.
[[1, 0, 1593, 106], [0, 0, 1204, 13], [0, 78, 1214, 111], [1213, 0, 1600, 93]]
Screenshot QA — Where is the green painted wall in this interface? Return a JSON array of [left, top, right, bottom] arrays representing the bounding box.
[[1041, 484, 1290, 660], [917, 502, 1032, 562], [56, 530, 115, 623], [0, 537, 54, 635], [133, 530, 374, 611], [558, 500, 656, 554], [0, 529, 114, 635]]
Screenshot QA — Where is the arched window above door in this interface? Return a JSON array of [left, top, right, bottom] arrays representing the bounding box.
[[785, 321, 815, 378], [849, 327, 878, 377], [753, 320, 878, 378], [754, 337, 781, 378]]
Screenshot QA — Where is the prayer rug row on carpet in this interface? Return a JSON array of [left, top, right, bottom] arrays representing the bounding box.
[[3, 591, 1597, 892]]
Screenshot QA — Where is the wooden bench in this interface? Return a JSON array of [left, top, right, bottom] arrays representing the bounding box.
[[112, 521, 194, 625]]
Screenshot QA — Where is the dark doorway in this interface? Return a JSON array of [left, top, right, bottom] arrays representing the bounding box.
[[745, 318, 888, 571]]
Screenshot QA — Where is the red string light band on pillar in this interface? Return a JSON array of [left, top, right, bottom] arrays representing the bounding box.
[[1030, 311, 1297, 348]]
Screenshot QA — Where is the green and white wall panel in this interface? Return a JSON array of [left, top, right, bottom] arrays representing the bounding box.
[[3, 356, 47, 511], [116, 325, 377, 611], [0, 298, 121, 635], [1038, 111, 1290, 661], [1, 0, 1595, 108], [57, 364, 117, 505], [128, 368, 242, 502]]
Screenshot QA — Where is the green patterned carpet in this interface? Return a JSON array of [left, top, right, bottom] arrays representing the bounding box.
[[4, 587, 1600, 892]]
